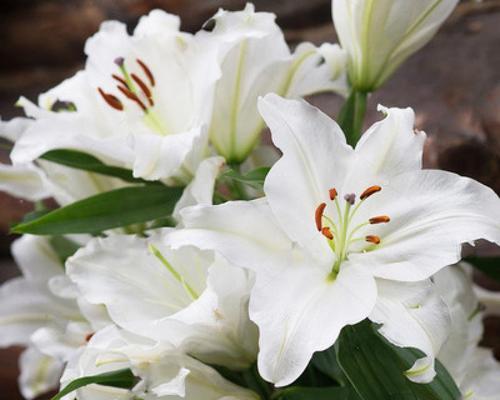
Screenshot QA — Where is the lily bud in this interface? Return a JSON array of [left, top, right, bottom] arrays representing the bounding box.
[[332, 0, 458, 92]]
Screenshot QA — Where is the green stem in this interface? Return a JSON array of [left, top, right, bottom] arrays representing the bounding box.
[[338, 91, 368, 147]]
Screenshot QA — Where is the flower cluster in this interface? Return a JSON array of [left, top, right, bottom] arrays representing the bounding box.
[[0, 2, 499, 400]]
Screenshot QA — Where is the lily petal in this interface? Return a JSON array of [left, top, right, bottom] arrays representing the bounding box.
[[254, 263, 376, 386], [351, 170, 500, 281]]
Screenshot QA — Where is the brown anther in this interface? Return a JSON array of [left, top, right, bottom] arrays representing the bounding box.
[[329, 188, 338, 201], [117, 85, 147, 112], [365, 235, 381, 245], [360, 185, 382, 200], [315, 202, 327, 231], [321, 227, 334, 240], [85, 332, 94, 342], [137, 58, 155, 87], [369, 215, 391, 224], [97, 88, 123, 111], [112, 74, 128, 87], [131, 73, 154, 106]]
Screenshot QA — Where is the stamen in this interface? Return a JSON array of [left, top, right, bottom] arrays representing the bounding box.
[[365, 235, 381, 245], [329, 188, 338, 201], [315, 202, 327, 231], [344, 193, 356, 205], [117, 85, 147, 112], [360, 185, 382, 200], [369, 215, 390, 224], [85, 333, 94, 342], [112, 74, 128, 87], [97, 88, 123, 111], [137, 58, 156, 87], [131, 73, 154, 106], [114, 57, 125, 67], [321, 227, 334, 240]]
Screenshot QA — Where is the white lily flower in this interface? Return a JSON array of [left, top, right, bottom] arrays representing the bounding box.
[[67, 232, 258, 370], [0, 235, 97, 399], [11, 9, 220, 182], [61, 325, 259, 400], [167, 94, 500, 386], [199, 3, 348, 163], [434, 264, 500, 399], [332, 0, 458, 91]]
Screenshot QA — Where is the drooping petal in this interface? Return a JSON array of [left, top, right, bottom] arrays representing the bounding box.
[[131, 126, 207, 181], [19, 346, 64, 400], [253, 263, 376, 386], [258, 94, 352, 261], [349, 169, 500, 281], [173, 156, 225, 221], [369, 279, 451, 383]]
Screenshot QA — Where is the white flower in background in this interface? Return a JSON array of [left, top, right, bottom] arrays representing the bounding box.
[[61, 325, 259, 400], [0, 117, 126, 205], [199, 3, 348, 163], [369, 279, 451, 383], [11, 9, 220, 183], [167, 94, 500, 386], [332, 0, 458, 91], [67, 232, 258, 370], [434, 264, 500, 400], [0, 235, 103, 399]]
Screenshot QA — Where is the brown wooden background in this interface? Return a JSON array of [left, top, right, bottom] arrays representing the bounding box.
[[1, 1, 499, 398]]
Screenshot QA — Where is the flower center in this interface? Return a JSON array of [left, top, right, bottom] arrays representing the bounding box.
[[314, 185, 390, 281], [97, 57, 168, 135]]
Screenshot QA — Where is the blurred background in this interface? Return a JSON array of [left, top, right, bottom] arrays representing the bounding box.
[[1, 0, 499, 398]]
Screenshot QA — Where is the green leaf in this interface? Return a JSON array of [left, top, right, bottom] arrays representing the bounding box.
[[51, 368, 137, 400], [222, 167, 270, 189], [12, 185, 183, 235], [336, 320, 461, 400], [40, 149, 149, 184], [273, 386, 350, 400], [49, 236, 81, 264], [464, 256, 500, 282], [312, 346, 347, 386]]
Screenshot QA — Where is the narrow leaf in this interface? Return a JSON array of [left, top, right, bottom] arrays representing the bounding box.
[[51, 368, 137, 400], [12, 185, 183, 235], [464, 256, 500, 282], [336, 320, 461, 400], [41, 149, 148, 184]]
